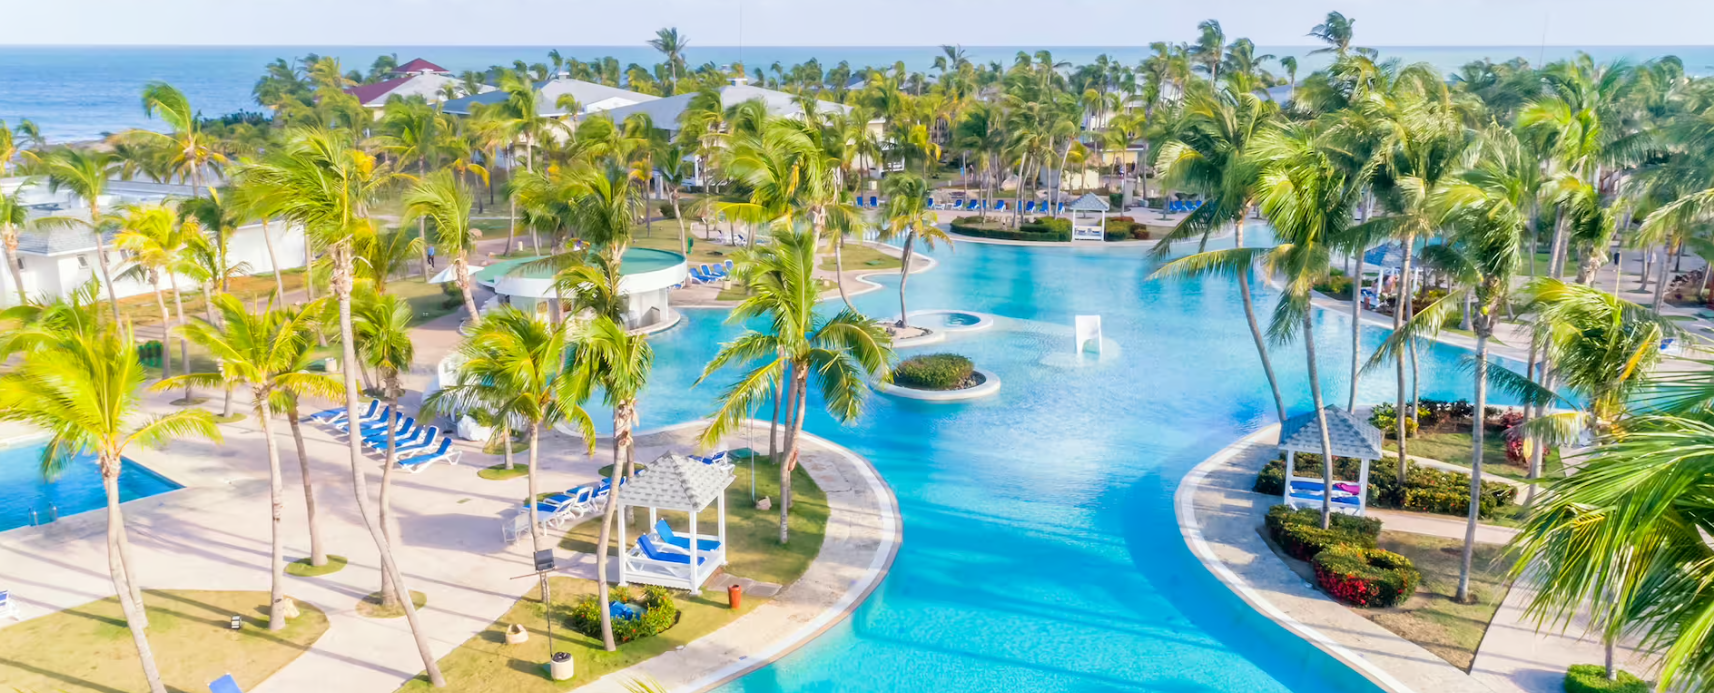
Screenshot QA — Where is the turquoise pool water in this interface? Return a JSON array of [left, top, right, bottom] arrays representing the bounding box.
[[0, 442, 182, 532], [613, 233, 1518, 692]]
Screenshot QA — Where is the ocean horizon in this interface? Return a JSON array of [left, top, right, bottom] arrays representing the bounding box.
[[5, 44, 1713, 142]]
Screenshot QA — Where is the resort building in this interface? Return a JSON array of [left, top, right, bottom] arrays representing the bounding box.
[[0, 178, 307, 308], [440, 72, 659, 122], [466, 247, 688, 332], [343, 58, 487, 109]]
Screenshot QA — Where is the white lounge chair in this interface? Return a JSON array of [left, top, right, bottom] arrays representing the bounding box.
[[0, 589, 18, 621], [392, 428, 442, 459], [396, 439, 459, 473], [309, 399, 377, 424]]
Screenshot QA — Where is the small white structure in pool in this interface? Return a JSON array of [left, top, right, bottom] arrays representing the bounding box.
[[1278, 406, 1384, 516], [1074, 315, 1102, 354], [618, 453, 733, 593]]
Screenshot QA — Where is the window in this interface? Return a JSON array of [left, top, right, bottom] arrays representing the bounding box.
[[76, 255, 89, 269]]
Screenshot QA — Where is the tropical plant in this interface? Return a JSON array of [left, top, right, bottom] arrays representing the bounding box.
[[351, 290, 416, 609], [111, 203, 190, 379], [403, 170, 484, 321], [35, 147, 127, 320], [878, 173, 949, 329]]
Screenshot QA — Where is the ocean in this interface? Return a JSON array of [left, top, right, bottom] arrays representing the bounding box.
[[3, 44, 1713, 142]]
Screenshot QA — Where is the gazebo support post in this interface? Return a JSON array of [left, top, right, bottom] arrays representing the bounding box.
[[1283, 447, 1296, 507], [688, 507, 700, 595], [717, 492, 727, 565], [1358, 457, 1371, 515], [617, 503, 629, 587]]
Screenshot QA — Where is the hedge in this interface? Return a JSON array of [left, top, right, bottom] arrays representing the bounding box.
[[1254, 454, 1515, 519], [566, 585, 679, 644], [892, 353, 977, 390], [1265, 504, 1382, 540], [1563, 664, 1649, 693], [1265, 505, 1380, 561], [949, 217, 1071, 243], [1313, 545, 1420, 608]]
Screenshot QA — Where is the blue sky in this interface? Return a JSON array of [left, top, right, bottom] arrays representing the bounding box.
[[10, 0, 1714, 47]]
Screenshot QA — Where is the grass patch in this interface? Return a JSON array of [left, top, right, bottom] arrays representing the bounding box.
[[0, 589, 328, 693], [562, 452, 826, 587], [115, 270, 311, 329], [357, 590, 428, 619], [285, 555, 348, 577], [484, 435, 532, 456], [212, 413, 246, 424], [394, 576, 763, 693], [1385, 429, 1564, 481], [387, 278, 462, 326], [820, 243, 902, 273], [1363, 532, 1517, 671], [478, 463, 532, 481]]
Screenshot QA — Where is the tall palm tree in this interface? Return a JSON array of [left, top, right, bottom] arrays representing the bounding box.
[[156, 295, 339, 629], [656, 144, 693, 255], [0, 315, 219, 693], [648, 28, 690, 92], [372, 97, 447, 279], [403, 170, 483, 322], [879, 174, 950, 330], [1151, 84, 1288, 423], [236, 127, 446, 687], [139, 82, 227, 194], [112, 204, 189, 378], [351, 290, 415, 609], [568, 315, 652, 652], [36, 148, 126, 321], [698, 230, 892, 543], [0, 190, 25, 304]]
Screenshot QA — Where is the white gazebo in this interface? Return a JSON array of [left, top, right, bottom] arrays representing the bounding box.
[[1066, 192, 1111, 241], [618, 453, 734, 593], [1278, 406, 1384, 516]]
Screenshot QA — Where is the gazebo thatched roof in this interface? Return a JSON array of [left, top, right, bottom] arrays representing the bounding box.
[[1278, 406, 1384, 460], [1065, 192, 1111, 212], [618, 453, 734, 512]]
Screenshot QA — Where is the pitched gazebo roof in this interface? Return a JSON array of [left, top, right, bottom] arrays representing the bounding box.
[[618, 453, 734, 512], [1065, 192, 1111, 212], [1278, 406, 1384, 460]]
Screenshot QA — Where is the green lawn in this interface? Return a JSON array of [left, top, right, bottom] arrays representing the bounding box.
[[1385, 429, 1564, 481], [0, 590, 329, 693], [394, 577, 765, 693], [820, 243, 902, 274], [1366, 532, 1517, 671], [561, 452, 827, 587]]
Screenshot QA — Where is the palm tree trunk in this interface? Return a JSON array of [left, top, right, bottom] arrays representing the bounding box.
[[1459, 323, 1492, 603], [378, 397, 401, 610], [1233, 217, 1286, 422], [261, 218, 286, 303], [255, 390, 288, 631], [503, 427, 515, 471], [768, 364, 784, 463], [331, 244, 444, 687], [304, 241, 317, 303], [1301, 312, 1339, 530], [151, 283, 172, 380], [104, 469, 167, 693], [672, 193, 690, 256], [455, 256, 480, 324], [1652, 241, 1671, 311], [284, 399, 326, 566], [167, 275, 192, 402], [896, 232, 917, 329], [88, 204, 123, 323], [3, 230, 27, 304], [594, 404, 631, 652], [418, 217, 433, 281], [1348, 251, 1364, 410], [1395, 231, 1417, 485], [525, 421, 543, 555], [780, 366, 810, 544]]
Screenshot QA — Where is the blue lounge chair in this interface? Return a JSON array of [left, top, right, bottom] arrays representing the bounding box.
[[636, 534, 706, 566], [368, 420, 428, 450], [1024, 201, 1037, 213], [0, 590, 17, 621], [332, 405, 392, 432], [689, 267, 715, 284], [654, 519, 722, 553], [350, 413, 408, 438], [712, 262, 730, 278], [869, 196, 879, 207], [209, 674, 243, 693], [957, 200, 971, 210], [723, 259, 735, 275], [361, 417, 416, 446], [397, 438, 459, 473], [853, 196, 864, 208], [392, 428, 442, 459], [966, 200, 980, 211], [308, 399, 376, 423]]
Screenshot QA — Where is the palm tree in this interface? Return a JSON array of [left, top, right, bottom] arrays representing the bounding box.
[[0, 191, 24, 304], [698, 230, 892, 543], [156, 295, 339, 629], [1307, 12, 1362, 57], [403, 170, 483, 322], [568, 315, 652, 652], [878, 174, 950, 330], [112, 204, 189, 379], [657, 144, 693, 255], [372, 97, 447, 279], [36, 147, 126, 321], [236, 128, 446, 687], [351, 290, 415, 609], [353, 228, 424, 294], [139, 82, 227, 193], [1150, 84, 1288, 423], [0, 315, 219, 693], [648, 28, 690, 92]]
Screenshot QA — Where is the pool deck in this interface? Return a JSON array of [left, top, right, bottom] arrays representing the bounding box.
[[0, 310, 901, 693], [1177, 426, 1655, 693]]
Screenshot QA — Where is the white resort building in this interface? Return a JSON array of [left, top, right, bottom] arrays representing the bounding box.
[[440, 72, 660, 122]]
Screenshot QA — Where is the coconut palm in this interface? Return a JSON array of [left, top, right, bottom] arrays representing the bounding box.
[[698, 229, 892, 543], [111, 204, 190, 378], [235, 127, 445, 687], [372, 97, 448, 279], [35, 147, 126, 321], [1150, 84, 1288, 423], [403, 170, 484, 321], [657, 144, 693, 255], [878, 174, 950, 330], [567, 315, 652, 651], [139, 82, 227, 193], [0, 316, 219, 693], [2, 190, 31, 304], [351, 290, 415, 609], [155, 295, 339, 630], [352, 228, 424, 294]]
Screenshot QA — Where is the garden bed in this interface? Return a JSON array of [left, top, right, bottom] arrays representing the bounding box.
[[1254, 453, 1518, 519]]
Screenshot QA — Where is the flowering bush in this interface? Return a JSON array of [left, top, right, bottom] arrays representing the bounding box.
[[566, 585, 679, 644], [1265, 505, 1381, 561], [1312, 545, 1420, 608]]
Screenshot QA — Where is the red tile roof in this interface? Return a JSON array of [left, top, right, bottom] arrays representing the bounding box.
[[345, 76, 412, 105], [395, 58, 448, 74]]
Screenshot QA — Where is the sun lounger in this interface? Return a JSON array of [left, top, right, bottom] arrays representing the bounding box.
[[308, 399, 376, 423], [0, 590, 18, 621], [396, 439, 459, 473], [690, 450, 734, 472], [526, 498, 578, 528], [369, 420, 428, 450], [360, 417, 416, 446], [392, 428, 442, 459], [995, 200, 1007, 211], [209, 674, 243, 693], [635, 534, 706, 566], [723, 259, 735, 275], [1023, 201, 1036, 213], [331, 405, 391, 432], [349, 413, 409, 438], [854, 196, 864, 208], [869, 196, 879, 207], [654, 519, 722, 553]]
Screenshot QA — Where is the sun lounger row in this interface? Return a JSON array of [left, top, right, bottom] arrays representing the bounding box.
[[689, 259, 735, 285], [929, 199, 1070, 214], [302, 400, 459, 472], [1167, 200, 1205, 213], [526, 475, 633, 528], [853, 196, 882, 208]]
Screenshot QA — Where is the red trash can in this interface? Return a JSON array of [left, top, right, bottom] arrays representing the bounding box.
[[727, 584, 743, 610]]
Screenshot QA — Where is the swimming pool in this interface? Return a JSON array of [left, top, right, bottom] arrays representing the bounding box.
[[0, 441, 183, 532], [605, 231, 1517, 691]]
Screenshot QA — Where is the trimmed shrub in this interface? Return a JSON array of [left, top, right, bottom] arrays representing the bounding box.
[[1313, 545, 1420, 608], [1563, 664, 1650, 693], [659, 201, 678, 219], [566, 585, 679, 645], [892, 353, 976, 390], [1265, 504, 1381, 561], [1265, 504, 1382, 540], [949, 217, 1070, 243]]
